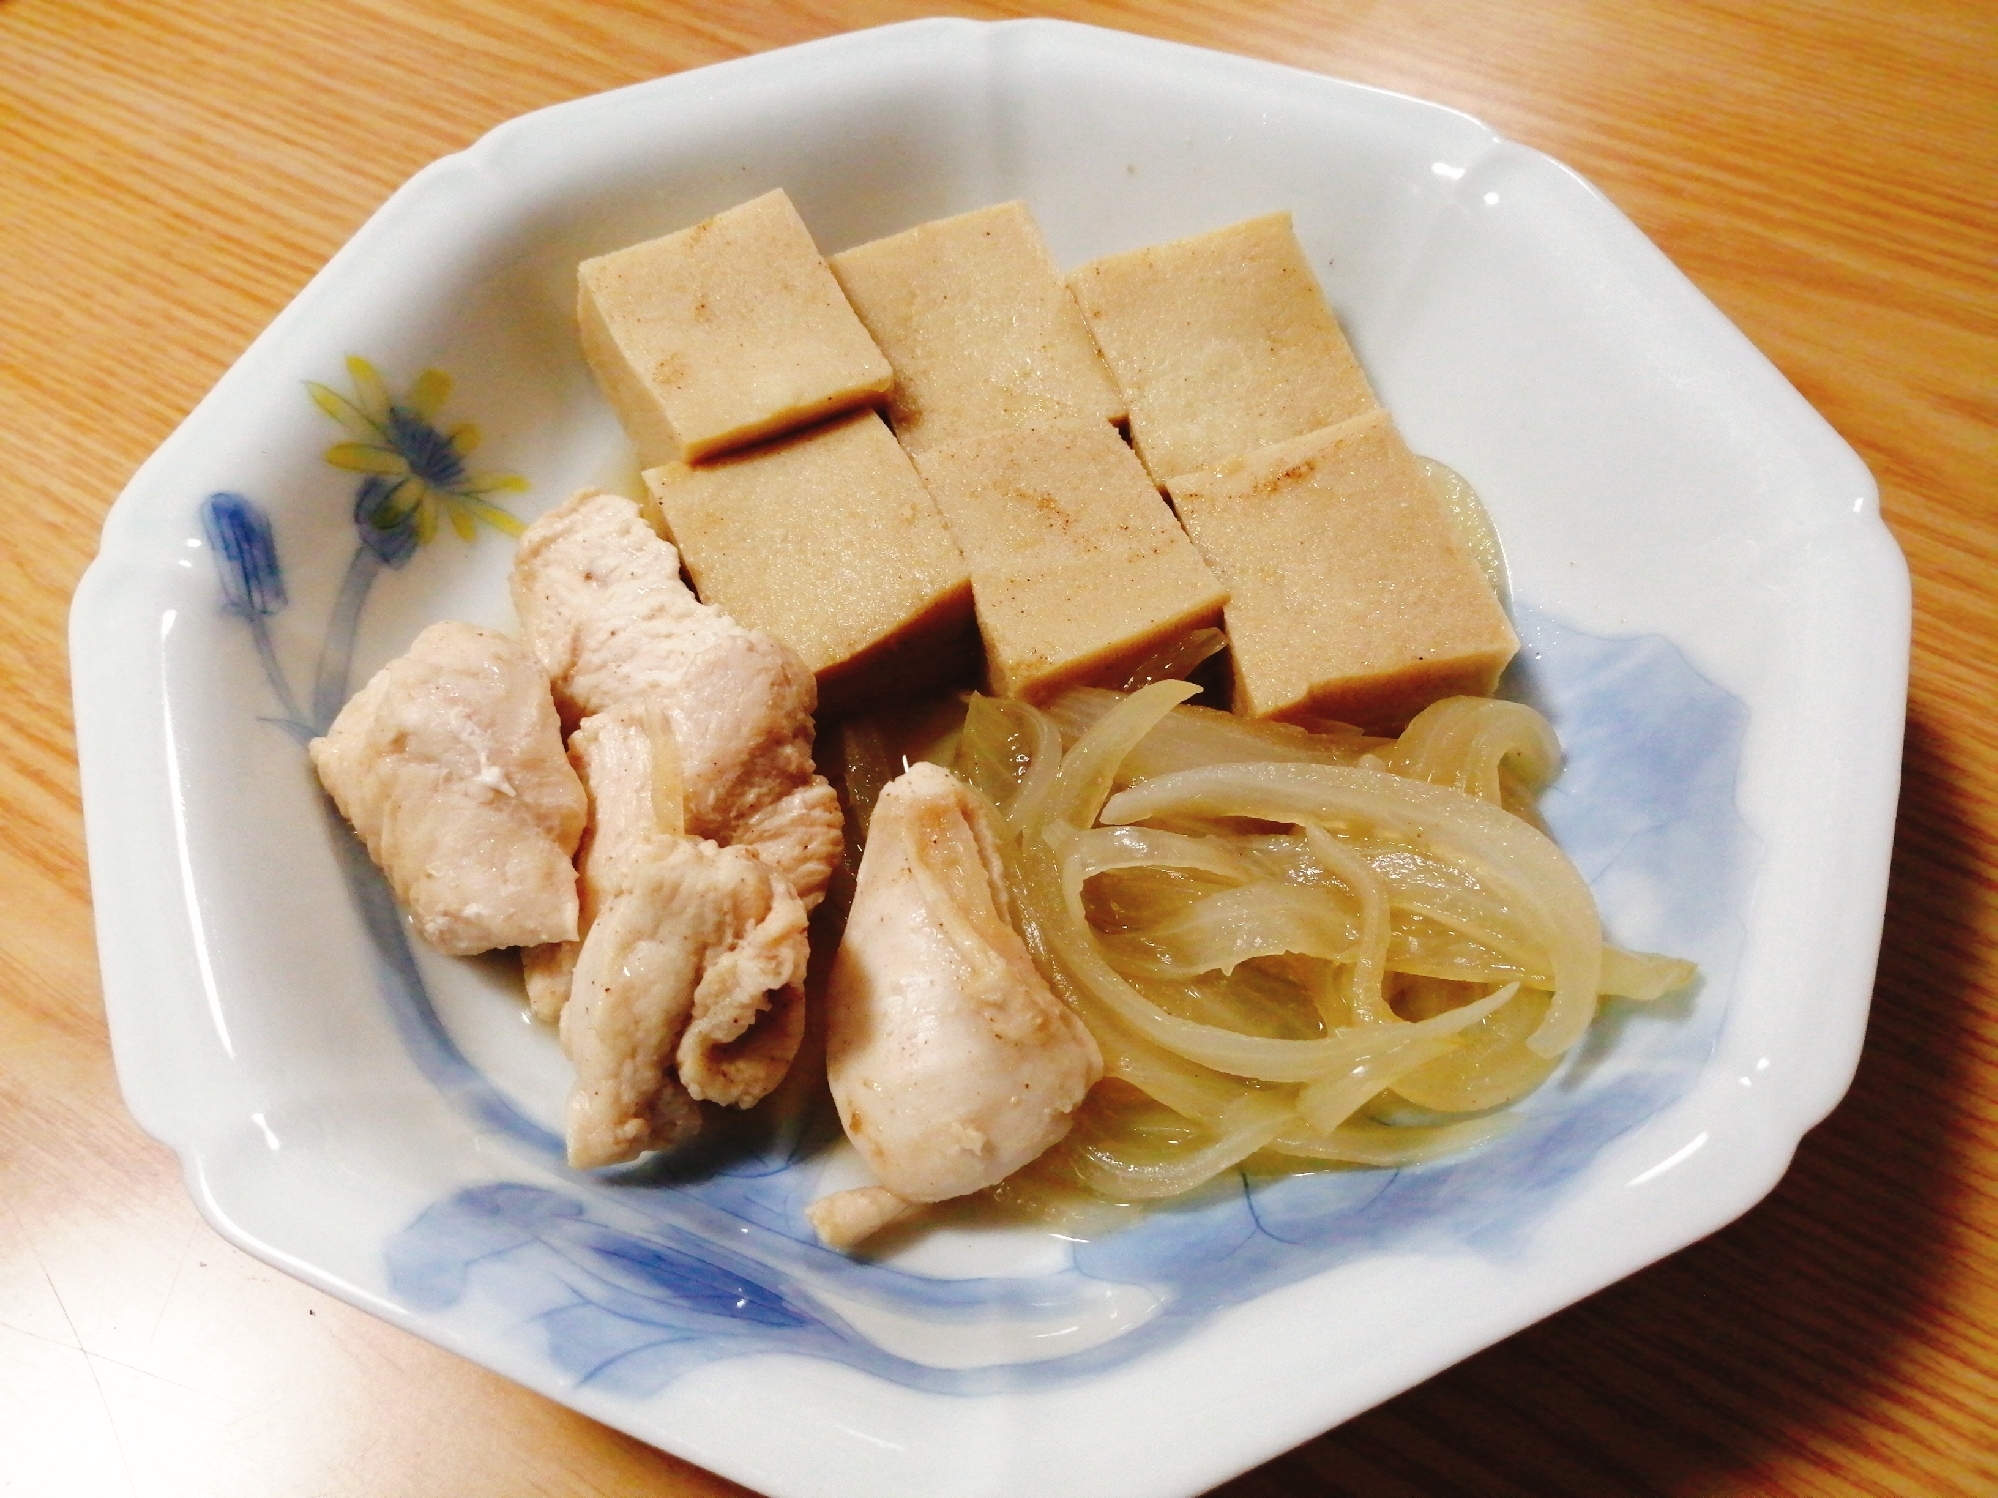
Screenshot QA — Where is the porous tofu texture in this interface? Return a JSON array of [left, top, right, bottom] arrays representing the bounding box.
[[1069, 212, 1380, 483], [644, 410, 975, 715], [912, 419, 1227, 701], [577, 189, 893, 466], [830, 201, 1125, 451], [1168, 410, 1518, 730]]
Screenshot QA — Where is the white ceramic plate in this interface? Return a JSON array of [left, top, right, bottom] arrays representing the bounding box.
[[71, 19, 1908, 1498]]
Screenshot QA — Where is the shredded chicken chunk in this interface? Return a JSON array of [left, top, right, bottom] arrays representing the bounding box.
[[806, 1187, 920, 1253], [562, 833, 810, 1169], [510, 488, 842, 909], [310, 620, 585, 956], [821, 763, 1103, 1213], [521, 704, 666, 1022]]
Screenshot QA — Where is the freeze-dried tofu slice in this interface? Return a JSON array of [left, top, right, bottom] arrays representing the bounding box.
[[830, 200, 1124, 451], [1168, 410, 1518, 729], [578, 189, 892, 465], [645, 409, 973, 714], [1069, 212, 1379, 482], [911, 419, 1226, 700]]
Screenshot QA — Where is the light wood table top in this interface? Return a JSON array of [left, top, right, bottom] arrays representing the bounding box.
[[4, 2, 1992, 1494]]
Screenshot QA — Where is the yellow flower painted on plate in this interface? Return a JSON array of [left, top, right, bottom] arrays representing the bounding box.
[[308, 356, 527, 565]]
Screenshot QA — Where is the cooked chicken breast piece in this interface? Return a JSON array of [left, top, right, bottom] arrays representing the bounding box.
[[520, 704, 665, 1022], [561, 832, 810, 1169], [806, 1187, 919, 1253], [822, 762, 1102, 1206], [310, 620, 586, 956], [510, 488, 842, 909], [521, 940, 579, 1025]]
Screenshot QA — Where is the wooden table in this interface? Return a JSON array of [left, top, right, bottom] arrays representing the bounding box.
[[4, 2, 1991, 1493]]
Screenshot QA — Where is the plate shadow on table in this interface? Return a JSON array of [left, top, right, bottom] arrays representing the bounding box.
[[1211, 705, 1974, 1497]]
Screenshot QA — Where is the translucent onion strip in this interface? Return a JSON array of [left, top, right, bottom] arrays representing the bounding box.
[[1005, 861, 1262, 1130], [1066, 1089, 1292, 1201], [1302, 823, 1395, 1025], [1044, 687, 1385, 783], [1089, 1004, 1259, 1127], [1376, 878, 1549, 975], [1385, 912, 1536, 987], [1065, 825, 1257, 890], [957, 693, 1065, 835], [1601, 946, 1700, 1000], [1235, 833, 1554, 980], [1389, 696, 1560, 806], [1100, 764, 1604, 1057], [1117, 966, 1323, 1039], [1266, 1112, 1515, 1167], [1104, 884, 1357, 978], [944, 680, 1694, 1217], [1044, 837, 1538, 1079], [1391, 986, 1559, 1112], [1042, 680, 1200, 833], [1117, 627, 1229, 691], [837, 716, 899, 845], [1038, 832, 1389, 1080], [1296, 1031, 1464, 1133]]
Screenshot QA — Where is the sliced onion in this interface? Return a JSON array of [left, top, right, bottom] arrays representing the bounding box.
[[1389, 696, 1561, 805], [1302, 823, 1395, 1025], [960, 684, 1691, 1213], [955, 693, 1065, 835], [1065, 824, 1257, 889], [1117, 627, 1229, 690], [1601, 945, 1700, 1000], [1391, 987, 1560, 1112], [1266, 1112, 1515, 1166], [837, 716, 898, 845], [1234, 833, 1554, 979], [1066, 1089, 1292, 1201], [1044, 686, 1385, 782], [1042, 680, 1199, 833], [1100, 764, 1603, 1057], [1048, 840, 1534, 1082], [1295, 1032, 1464, 1132], [1105, 883, 1357, 977]]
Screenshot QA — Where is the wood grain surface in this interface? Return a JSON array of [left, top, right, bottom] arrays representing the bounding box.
[[4, 1, 1993, 1494]]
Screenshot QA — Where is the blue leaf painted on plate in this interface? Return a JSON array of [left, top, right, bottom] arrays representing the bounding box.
[[552, 1221, 813, 1330], [387, 1182, 578, 1310]]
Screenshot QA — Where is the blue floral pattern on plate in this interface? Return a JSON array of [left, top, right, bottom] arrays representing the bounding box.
[[206, 369, 1751, 1401]]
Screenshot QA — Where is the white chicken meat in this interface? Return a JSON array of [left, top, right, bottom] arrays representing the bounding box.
[[818, 762, 1102, 1228], [309, 620, 586, 956], [561, 823, 811, 1170], [521, 703, 663, 1022], [510, 488, 842, 910]]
